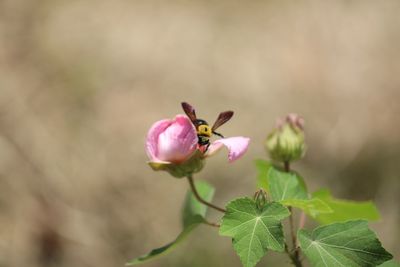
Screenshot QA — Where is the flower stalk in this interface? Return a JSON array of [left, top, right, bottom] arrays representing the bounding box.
[[264, 113, 306, 267], [284, 161, 303, 267], [186, 175, 226, 213]]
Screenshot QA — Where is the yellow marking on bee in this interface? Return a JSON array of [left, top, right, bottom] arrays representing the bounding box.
[[198, 124, 212, 137]]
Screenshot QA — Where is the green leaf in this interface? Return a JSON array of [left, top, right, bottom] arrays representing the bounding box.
[[281, 198, 333, 217], [298, 220, 393, 267], [267, 165, 308, 201], [219, 198, 290, 267], [312, 189, 380, 225], [255, 159, 272, 191], [378, 260, 400, 267], [126, 219, 202, 266], [256, 161, 332, 218], [127, 180, 214, 265]]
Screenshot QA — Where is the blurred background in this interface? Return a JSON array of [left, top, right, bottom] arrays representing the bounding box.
[[0, 0, 399, 266]]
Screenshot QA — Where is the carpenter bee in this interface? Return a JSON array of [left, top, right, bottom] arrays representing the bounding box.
[[181, 102, 234, 151]]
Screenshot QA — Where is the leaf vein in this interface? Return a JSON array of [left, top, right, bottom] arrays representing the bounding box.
[[246, 219, 259, 267], [259, 219, 281, 249], [315, 242, 345, 267], [321, 243, 390, 257]]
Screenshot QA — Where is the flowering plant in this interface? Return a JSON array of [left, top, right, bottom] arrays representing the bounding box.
[[146, 114, 250, 178], [128, 105, 395, 267]]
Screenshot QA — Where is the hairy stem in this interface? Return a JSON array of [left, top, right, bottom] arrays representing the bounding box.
[[186, 175, 226, 213], [284, 161, 303, 267]]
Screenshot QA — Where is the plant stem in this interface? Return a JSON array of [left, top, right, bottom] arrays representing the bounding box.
[[285, 244, 303, 267], [203, 220, 221, 228], [298, 211, 306, 230], [284, 161, 290, 172], [186, 175, 226, 213], [284, 161, 303, 267], [288, 206, 302, 266]]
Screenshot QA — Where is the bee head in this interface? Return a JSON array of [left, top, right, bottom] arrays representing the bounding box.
[[195, 119, 212, 137]]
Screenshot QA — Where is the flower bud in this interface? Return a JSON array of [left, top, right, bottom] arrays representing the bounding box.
[[146, 115, 198, 164], [254, 189, 268, 210], [265, 113, 306, 163], [146, 115, 203, 178]]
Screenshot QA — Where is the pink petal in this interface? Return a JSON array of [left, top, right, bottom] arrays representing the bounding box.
[[286, 113, 304, 130], [207, 136, 250, 163], [146, 119, 172, 162], [156, 115, 198, 163]]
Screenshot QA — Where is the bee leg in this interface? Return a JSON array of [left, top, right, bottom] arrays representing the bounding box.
[[212, 131, 224, 138], [204, 143, 211, 153]]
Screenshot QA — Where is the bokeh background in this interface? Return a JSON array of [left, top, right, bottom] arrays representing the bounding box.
[[0, 0, 399, 266]]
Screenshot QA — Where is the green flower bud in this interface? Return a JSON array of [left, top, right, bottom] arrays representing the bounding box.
[[148, 150, 205, 178], [254, 189, 268, 210], [265, 113, 306, 163]]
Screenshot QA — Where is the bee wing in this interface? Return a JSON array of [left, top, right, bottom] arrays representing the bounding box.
[[181, 102, 197, 122], [211, 111, 234, 131]]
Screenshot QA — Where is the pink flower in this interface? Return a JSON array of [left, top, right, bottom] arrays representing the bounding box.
[[145, 114, 250, 177], [146, 115, 198, 164]]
